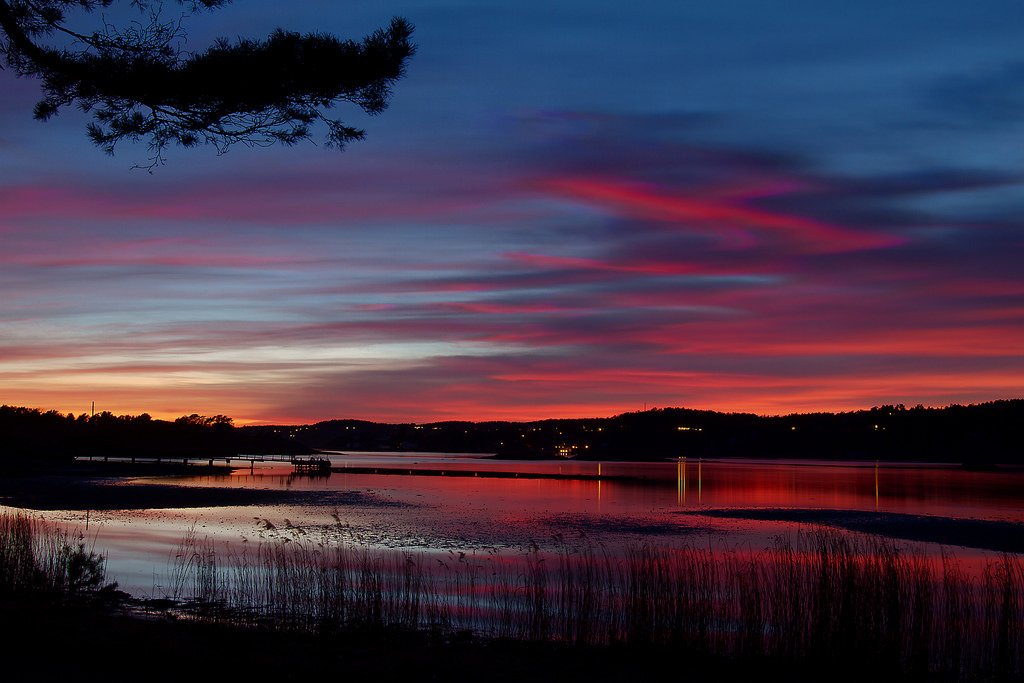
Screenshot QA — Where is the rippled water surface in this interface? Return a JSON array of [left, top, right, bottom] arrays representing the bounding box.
[[22, 453, 1024, 594]]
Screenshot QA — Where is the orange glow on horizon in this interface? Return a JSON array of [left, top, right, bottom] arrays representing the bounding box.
[[11, 388, 1022, 427]]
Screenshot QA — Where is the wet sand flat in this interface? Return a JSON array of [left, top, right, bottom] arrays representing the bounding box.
[[689, 508, 1024, 553]]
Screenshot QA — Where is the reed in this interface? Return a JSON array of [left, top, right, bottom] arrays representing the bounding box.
[[0, 511, 108, 597], [164, 528, 1022, 679]]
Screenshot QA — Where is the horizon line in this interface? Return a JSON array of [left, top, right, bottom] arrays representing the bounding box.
[[6, 397, 1022, 427]]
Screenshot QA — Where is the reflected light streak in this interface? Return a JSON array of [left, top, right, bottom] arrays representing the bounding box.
[[679, 457, 687, 507]]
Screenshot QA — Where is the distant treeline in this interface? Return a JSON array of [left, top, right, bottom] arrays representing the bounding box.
[[245, 400, 1024, 465], [0, 407, 308, 465], [3, 400, 1022, 466]]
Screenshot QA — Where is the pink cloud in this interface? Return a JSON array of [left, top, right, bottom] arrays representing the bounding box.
[[539, 176, 903, 253]]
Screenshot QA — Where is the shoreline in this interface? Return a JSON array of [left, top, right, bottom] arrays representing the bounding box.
[[0, 462, 401, 511], [691, 508, 1024, 554]]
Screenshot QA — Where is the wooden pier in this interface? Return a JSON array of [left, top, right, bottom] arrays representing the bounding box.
[[77, 453, 331, 473]]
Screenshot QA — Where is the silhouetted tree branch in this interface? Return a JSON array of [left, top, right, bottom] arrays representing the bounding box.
[[0, 0, 414, 169]]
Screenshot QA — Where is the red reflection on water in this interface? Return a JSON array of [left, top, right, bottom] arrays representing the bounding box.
[[179, 456, 1024, 523], [20, 455, 1021, 600], [100, 456, 1024, 594]]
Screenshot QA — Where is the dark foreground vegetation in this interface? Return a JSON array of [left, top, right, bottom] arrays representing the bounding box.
[[4, 399, 1023, 466], [161, 529, 1024, 681], [4, 512, 1020, 681], [0, 511, 110, 597]]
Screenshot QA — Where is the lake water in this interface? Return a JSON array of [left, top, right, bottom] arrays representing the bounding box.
[[22, 452, 1024, 596]]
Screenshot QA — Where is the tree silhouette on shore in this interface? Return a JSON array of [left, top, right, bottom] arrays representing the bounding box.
[[0, 0, 414, 168]]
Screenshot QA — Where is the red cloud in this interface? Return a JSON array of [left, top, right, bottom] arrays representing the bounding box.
[[540, 176, 903, 253]]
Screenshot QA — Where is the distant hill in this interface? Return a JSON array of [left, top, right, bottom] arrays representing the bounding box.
[[240, 400, 1024, 466], [3, 401, 1020, 467]]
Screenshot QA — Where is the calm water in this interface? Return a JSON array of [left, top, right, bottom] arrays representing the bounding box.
[[20, 453, 1024, 595]]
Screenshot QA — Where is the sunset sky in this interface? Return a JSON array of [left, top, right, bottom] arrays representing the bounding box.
[[2, 0, 1024, 423]]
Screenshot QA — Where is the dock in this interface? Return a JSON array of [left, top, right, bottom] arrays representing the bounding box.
[[76, 453, 330, 473], [290, 456, 332, 473]]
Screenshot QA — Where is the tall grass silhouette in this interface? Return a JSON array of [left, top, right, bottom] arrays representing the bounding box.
[[0, 512, 108, 597], [163, 528, 1022, 679]]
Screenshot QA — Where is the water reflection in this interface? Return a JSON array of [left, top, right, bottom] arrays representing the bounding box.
[[675, 457, 705, 508], [677, 457, 684, 506], [875, 460, 879, 511], [147, 453, 1024, 522], [23, 453, 1024, 593]]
